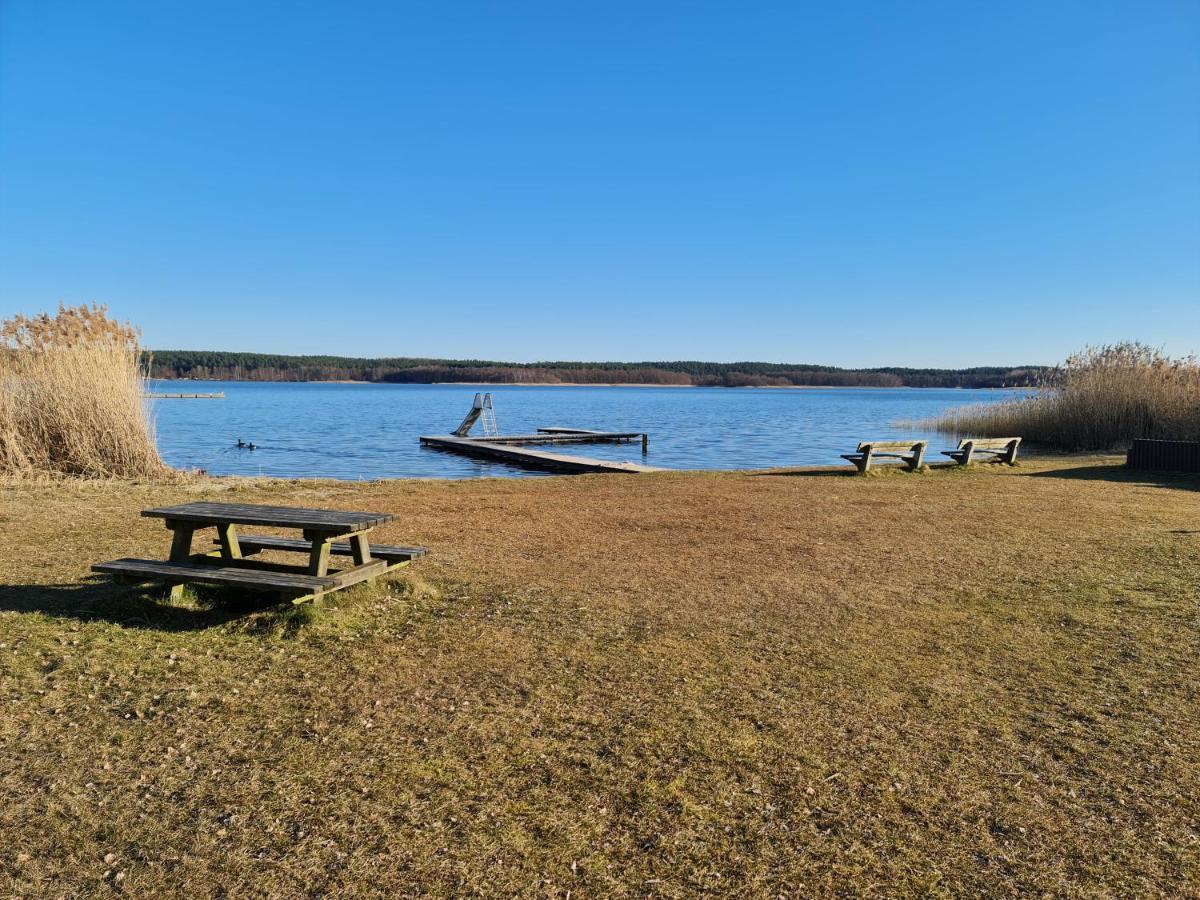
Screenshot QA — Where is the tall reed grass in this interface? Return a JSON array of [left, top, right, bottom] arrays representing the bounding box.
[[924, 343, 1200, 450], [0, 304, 168, 477]]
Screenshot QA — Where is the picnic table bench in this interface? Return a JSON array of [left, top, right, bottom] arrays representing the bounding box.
[[841, 440, 928, 473], [941, 437, 1021, 466], [93, 502, 427, 604]]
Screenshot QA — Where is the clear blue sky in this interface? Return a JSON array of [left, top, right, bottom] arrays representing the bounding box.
[[1, 1, 1196, 367]]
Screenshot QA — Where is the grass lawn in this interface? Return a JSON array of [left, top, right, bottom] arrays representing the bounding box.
[[1, 456, 1197, 896]]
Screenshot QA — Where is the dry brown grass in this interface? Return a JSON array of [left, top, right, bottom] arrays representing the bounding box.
[[1, 458, 1198, 896], [926, 342, 1200, 450], [0, 304, 168, 478]]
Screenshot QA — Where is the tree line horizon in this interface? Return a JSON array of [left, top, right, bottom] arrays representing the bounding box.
[[148, 350, 1047, 388]]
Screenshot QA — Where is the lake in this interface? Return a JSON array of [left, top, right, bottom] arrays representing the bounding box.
[[148, 381, 1026, 479]]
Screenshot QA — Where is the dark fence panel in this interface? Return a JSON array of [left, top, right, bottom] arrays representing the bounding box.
[[1126, 439, 1200, 473]]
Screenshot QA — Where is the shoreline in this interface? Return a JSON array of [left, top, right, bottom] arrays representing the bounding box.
[[165, 449, 1112, 484]]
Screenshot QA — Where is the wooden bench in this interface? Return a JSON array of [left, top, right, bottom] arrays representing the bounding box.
[[92, 502, 428, 605], [214, 535, 427, 564], [92, 558, 339, 597], [940, 437, 1021, 466], [841, 440, 928, 473]]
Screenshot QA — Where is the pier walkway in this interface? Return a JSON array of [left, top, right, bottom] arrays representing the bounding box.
[[419, 430, 660, 474]]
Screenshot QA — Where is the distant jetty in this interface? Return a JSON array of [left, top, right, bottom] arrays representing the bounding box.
[[145, 392, 225, 399]]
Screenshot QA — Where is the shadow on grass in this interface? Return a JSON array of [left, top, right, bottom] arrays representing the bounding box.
[[0, 577, 285, 631], [749, 466, 858, 478], [750, 461, 962, 478], [1027, 465, 1200, 491]]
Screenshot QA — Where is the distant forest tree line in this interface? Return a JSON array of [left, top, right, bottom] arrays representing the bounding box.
[[147, 351, 1047, 388]]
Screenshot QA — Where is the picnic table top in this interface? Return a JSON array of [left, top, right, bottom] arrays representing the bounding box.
[[141, 502, 394, 531]]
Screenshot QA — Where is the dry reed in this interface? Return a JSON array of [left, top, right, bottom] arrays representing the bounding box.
[[0, 304, 168, 477], [924, 342, 1200, 450]]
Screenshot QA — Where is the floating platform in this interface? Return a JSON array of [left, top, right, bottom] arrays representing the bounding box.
[[456, 431, 645, 446], [419, 430, 661, 474]]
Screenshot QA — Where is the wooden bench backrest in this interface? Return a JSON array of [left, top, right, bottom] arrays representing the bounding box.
[[858, 440, 928, 453], [958, 437, 1019, 450]]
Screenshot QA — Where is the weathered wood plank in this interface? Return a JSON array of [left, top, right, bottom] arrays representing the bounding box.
[[307, 534, 333, 577], [142, 503, 393, 531], [537, 427, 650, 452], [166, 523, 196, 600], [92, 558, 337, 592], [324, 558, 387, 589], [216, 523, 243, 560], [941, 437, 1021, 465], [167, 524, 195, 562], [349, 533, 371, 566], [968, 438, 1020, 450], [288, 559, 391, 605], [145, 392, 225, 399], [843, 440, 928, 473], [856, 441, 929, 453], [456, 433, 643, 445], [219, 535, 428, 563]]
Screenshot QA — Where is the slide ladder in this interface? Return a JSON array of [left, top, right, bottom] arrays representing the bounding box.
[[453, 392, 499, 437]]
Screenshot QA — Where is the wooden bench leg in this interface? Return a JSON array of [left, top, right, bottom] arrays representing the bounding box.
[[909, 444, 926, 471], [167, 522, 195, 600], [216, 523, 243, 560], [959, 441, 975, 465], [350, 533, 373, 566], [307, 533, 333, 577]]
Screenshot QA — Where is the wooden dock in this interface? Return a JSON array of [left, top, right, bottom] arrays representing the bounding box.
[[425, 396, 657, 474], [419, 431, 661, 474], [145, 392, 225, 399]]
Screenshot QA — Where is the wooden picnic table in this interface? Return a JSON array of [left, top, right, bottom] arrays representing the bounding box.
[[93, 502, 427, 604]]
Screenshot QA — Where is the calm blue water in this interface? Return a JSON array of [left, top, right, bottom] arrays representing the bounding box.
[[148, 381, 1025, 479]]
